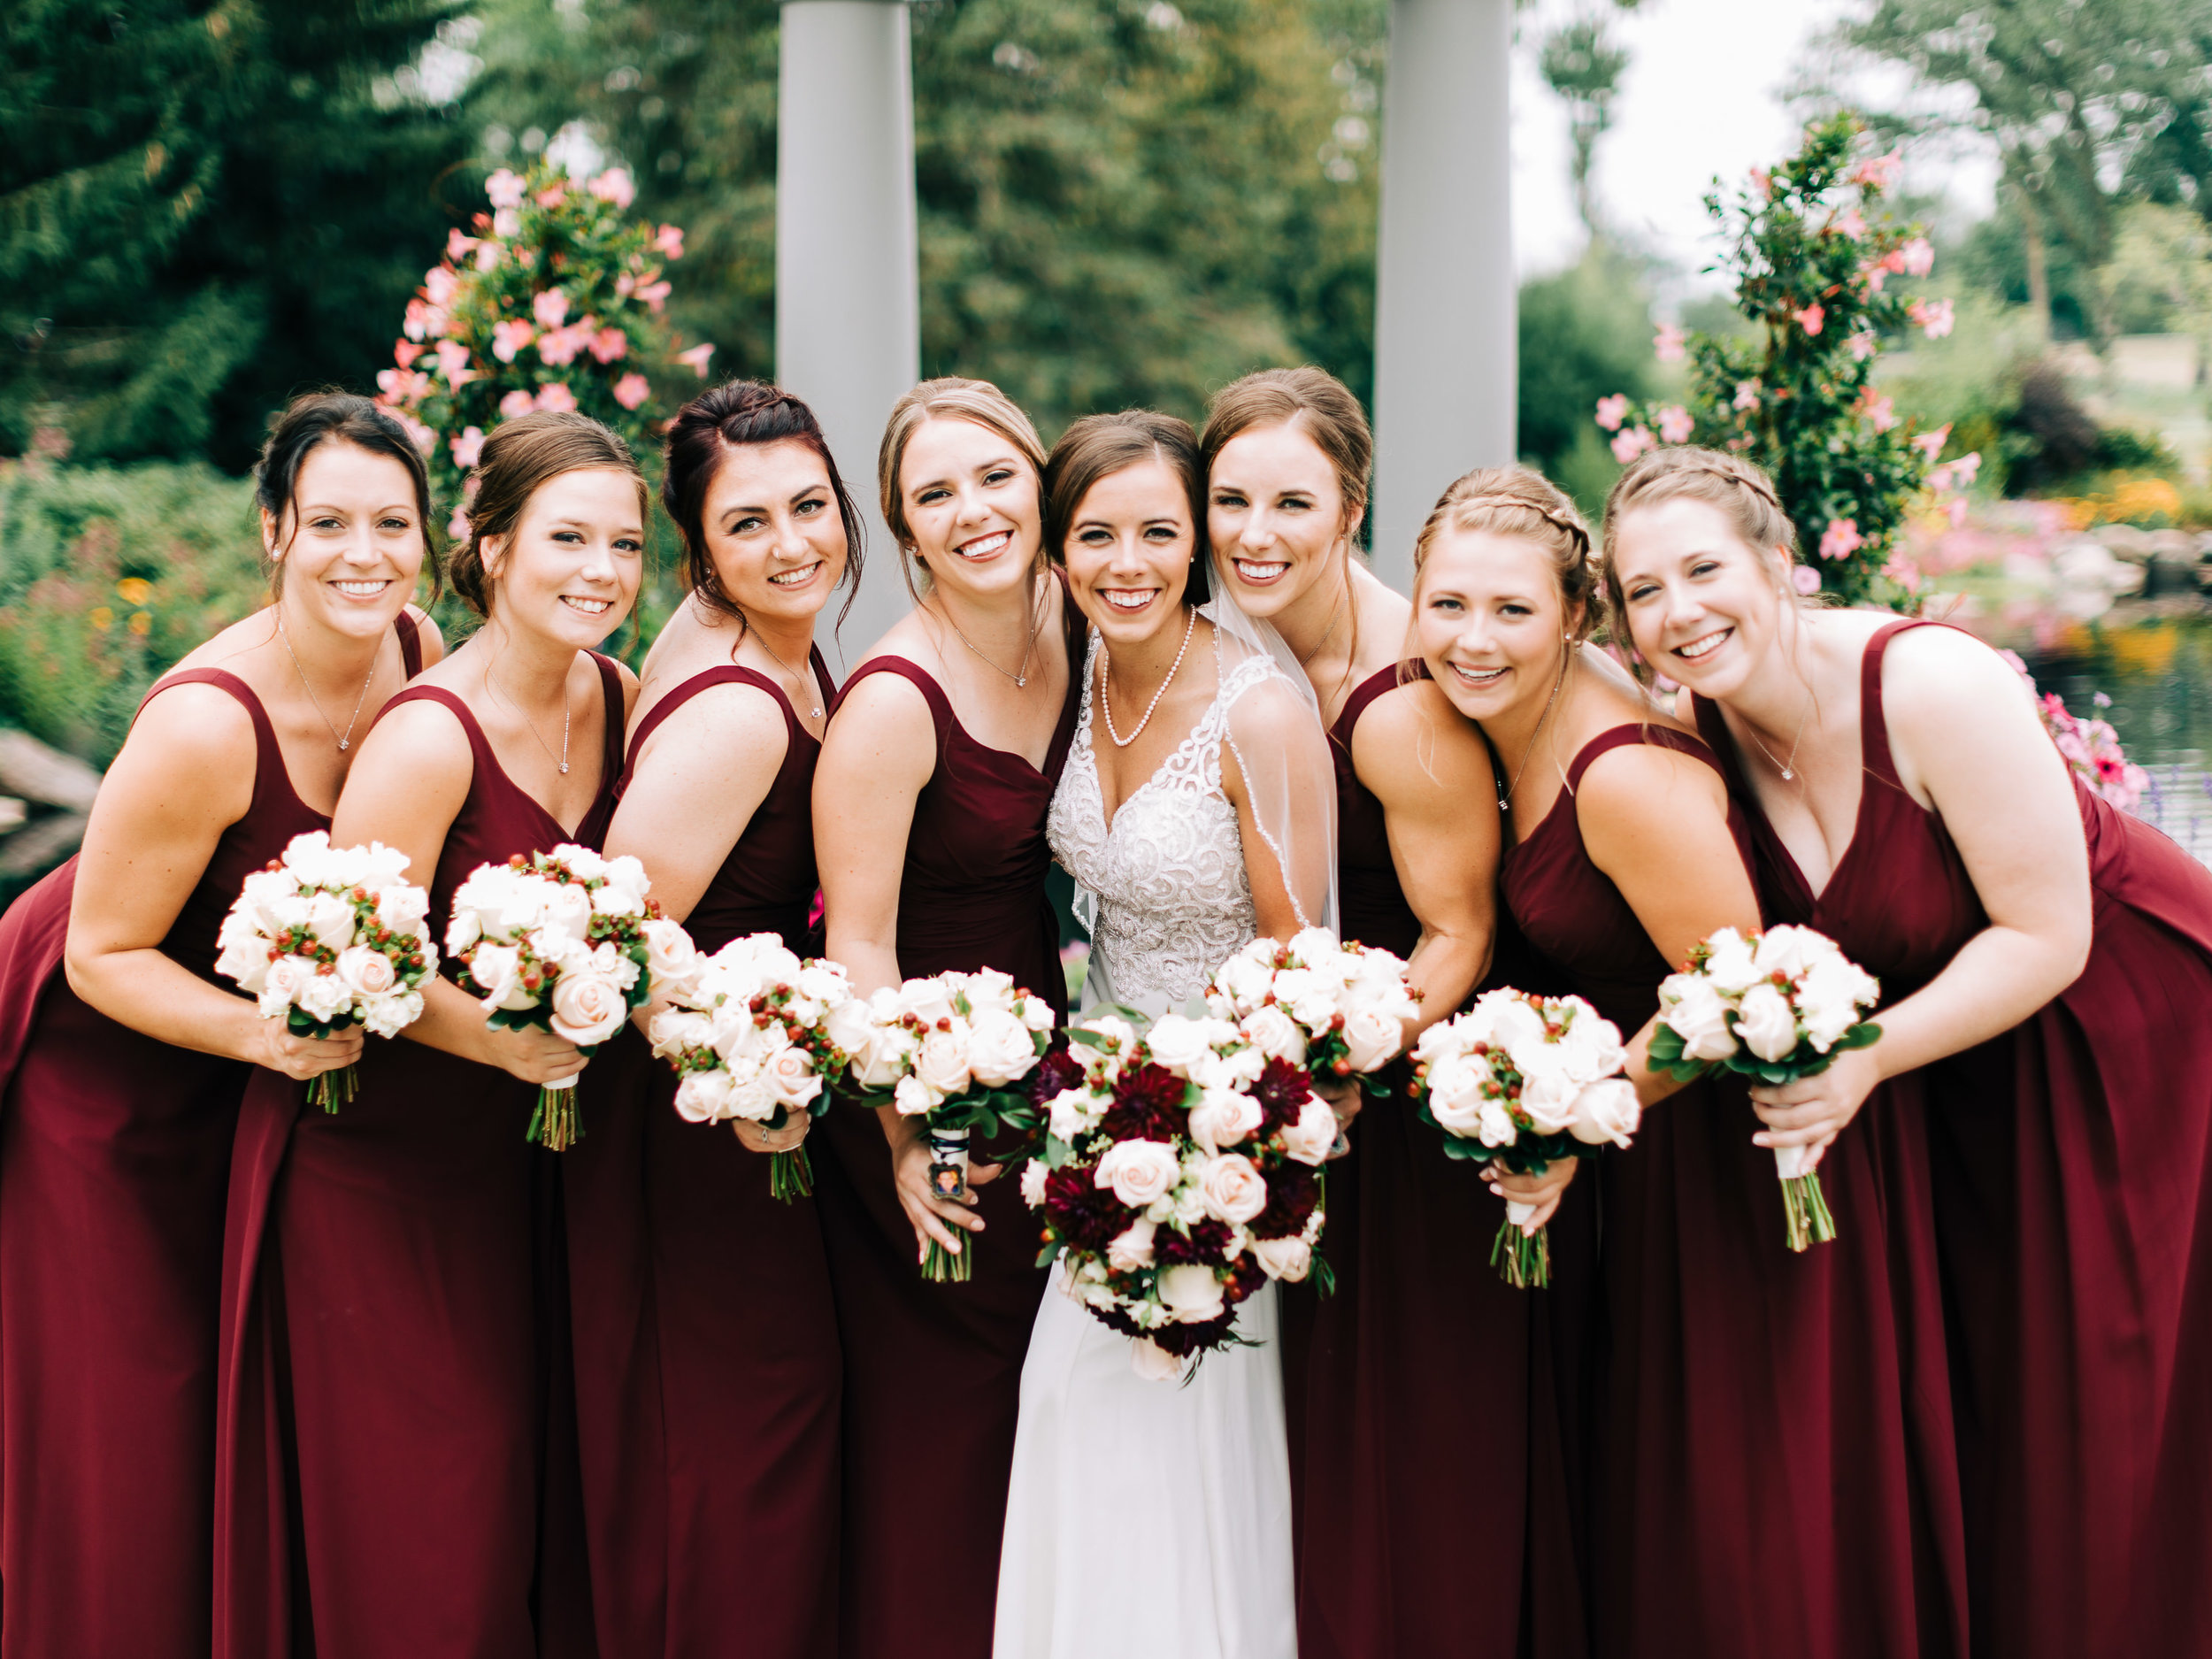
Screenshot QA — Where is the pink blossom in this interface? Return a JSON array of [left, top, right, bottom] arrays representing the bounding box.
[[536, 324, 588, 367], [445, 228, 480, 264], [589, 326, 628, 365], [474, 242, 503, 273], [1881, 550, 1922, 593], [613, 373, 651, 411], [1594, 394, 1631, 432], [677, 342, 716, 376], [1749, 167, 1772, 199], [1947, 495, 1970, 528], [1654, 322, 1686, 363], [1913, 424, 1953, 461], [1733, 380, 1761, 412], [1833, 206, 1867, 240], [1950, 451, 1981, 488], [1849, 150, 1903, 191], [588, 167, 635, 209], [393, 340, 423, 369], [534, 382, 578, 413], [434, 338, 476, 387], [1793, 303, 1824, 336], [492, 208, 521, 239], [447, 506, 470, 541], [653, 224, 686, 259], [1817, 518, 1863, 561], [486, 169, 526, 210], [533, 288, 570, 329], [499, 388, 536, 419], [1900, 237, 1934, 277], [491, 319, 536, 364], [636, 280, 672, 312], [1929, 463, 1955, 493], [1880, 246, 1910, 275], [1792, 565, 1823, 595], [385, 410, 435, 457], [403, 298, 434, 342], [1609, 426, 1656, 465], [450, 426, 486, 468], [615, 273, 634, 299], [424, 266, 458, 308], [374, 367, 434, 408], [1863, 265, 1887, 294], [1862, 391, 1897, 432], [1848, 330, 1878, 362], [1910, 297, 1955, 339], [1656, 403, 1694, 443], [535, 180, 569, 209]]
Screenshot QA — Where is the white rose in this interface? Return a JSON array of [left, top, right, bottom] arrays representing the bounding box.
[[1286, 926, 1339, 969], [296, 969, 351, 1025], [726, 1068, 780, 1124], [1251, 1234, 1312, 1282], [334, 945, 398, 998], [1701, 926, 1764, 995], [303, 891, 356, 953], [464, 943, 532, 1010], [855, 1023, 917, 1091], [1199, 1153, 1269, 1225], [1094, 1140, 1183, 1210], [649, 1007, 713, 1058], [1241, 1004, 1308, 1064], [1157, 1263, 1228, 1325], [914, 1025, 973, 1098], [1478, 1097, 1518, 1145], [1473, 990, 1548, 1052], [1515, 1053, 1579, 1134], [552, 844, 610, 881], [1142, 1015, 1216, 1078], [1019, 995, 1056, 1033], [1271, 967, 1337, 1032], [674, 1068, 737, 1123], [959, 968, 1018, 1018], [1210, 949, 1275, 1013], [1131, 1338, 1184, 1381], [444, 906, 483, 955], [641, 918, 698, 992], [892, 1074, 937, 1116], [821, 996, 878, 1064], [1107, 1216, 1157, 1271], [1735, 982, 1801, 1064], [1752, 925, 1823, 984], [374, 883, 431, 939], [217, 917, 273, 992], [257, 955, 312, 1018], [1555, 1002, 1628, 1084], [549, 970, 629, 1047], [1020, 1158, 1050, 1208], [240, 869, 298, 935], [1422, 1055, 1492, 1141], [1187, 1087, 1263, 1154], [359, 989, 421, 1039], [1797, 954, 1879, 1051], [1340, 1006, 1403, 1074], [895, 977, 958, 1028], [1048, 1087, 1105, 1143], [1659, 976, 1739, 1063], [1079, 1014, 1139, 1058], [537, 880, 595, 946], [966, 1009, 1040, 1088], [795, 963, 850, 1006], [1569, 1079, 1642, 1148], [597, 851, 649, 900], [1279, 1094, 1339, 1166], [765, 1045, 823, 1107], [590, 879, 645, 918]]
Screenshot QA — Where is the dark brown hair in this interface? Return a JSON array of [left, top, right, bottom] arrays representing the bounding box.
[[877, 377, 1048, 600], [254, 391, 439, 602], [663, 380, 864, 632], [449, 411, 649, 618], [1041, 410, 1212, 607]]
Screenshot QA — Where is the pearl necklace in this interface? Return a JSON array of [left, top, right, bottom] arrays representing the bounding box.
[[1101, 607, 1196, 749]]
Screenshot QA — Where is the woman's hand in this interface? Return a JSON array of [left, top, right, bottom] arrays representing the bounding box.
[[1313, 1076, 1363, 1157], [475, 1022, 588, 1087], [1748, 1045, 1883, 1171], [253, 1018, 366, 1081], [1485, 1156, 1578, 1233], [735, 1108, 812, 1158], [889, 1123, 1000, 1264]]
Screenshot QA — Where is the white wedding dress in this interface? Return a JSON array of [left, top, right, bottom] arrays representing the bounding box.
[[991, 629, 1302, 1659]]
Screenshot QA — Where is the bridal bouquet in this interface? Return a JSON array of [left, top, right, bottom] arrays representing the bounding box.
[[214, 831, 437, 1111], [1410, 990, 1640, 1287], [446, 845, 672, 1150], [1204, 929, 1421, 1098], [841, 968, 1057, 1281], [647, 932, 865, 1202], [1648, 925, 1883, 1251], [1024, 1010, 1338, 1379]]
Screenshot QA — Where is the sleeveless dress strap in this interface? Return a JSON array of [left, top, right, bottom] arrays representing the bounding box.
[[809, 642, 841, 706], [1861, 618, 1935, 788], [618, 665, 802, 798], [588, 652, 626, 787], [136, 669, 288, 799], [1565, 722, 1723, 793], [375, 684, 500, 774], [395, 609, 424, 677], [1333, 660, 1430, 744], [833, 657, 957, 757]]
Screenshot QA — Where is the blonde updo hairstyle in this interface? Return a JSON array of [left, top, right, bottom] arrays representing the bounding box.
[[876, 377, 1048, 603], [1412, 465, 1601, 649]]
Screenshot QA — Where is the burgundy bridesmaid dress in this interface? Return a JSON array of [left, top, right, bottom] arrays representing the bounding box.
[[562, 654, 842, 1658], [1698, 618, 2212, 1656], [1281, 663, 1588, 1659], [810, 607, 1083, 1659], [0, 617, 420, 1659], [1505, 720, 1967, 1659], [214, 655, 625, 1659]]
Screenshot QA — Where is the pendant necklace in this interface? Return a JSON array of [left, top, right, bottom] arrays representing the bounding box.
[[753, 634, 823, 720], [1744, 696, 1813, 781], [490, 664, 573, 775], [276, 612, 379, 752], [1499, 660, 1568, 814], [943, 576, 1041, 688], [1102, 606, 1196, 749]]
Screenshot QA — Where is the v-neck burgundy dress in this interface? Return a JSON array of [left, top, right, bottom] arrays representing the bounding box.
[[0, 616, 419, 1659], [214, 655, 625, 1659], [810, 620, 1082, 1659], [1283, 664, 1589, 1659], [1697, 618, 2212, 1656], [562, 654, 842, 1659], [1502, 720, 1967, 1659]]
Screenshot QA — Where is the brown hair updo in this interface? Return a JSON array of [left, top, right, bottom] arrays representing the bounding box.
[[1598, 446, 1800, 638], [1041, 410, 1211, 607], [876, 378, 1048, 600], [1412, 465, 1601, 642], [254, 391, 439, 602], [1197, 366, 1373, 531], [663, 380, 864, 631], [449, 411, 649, 618]]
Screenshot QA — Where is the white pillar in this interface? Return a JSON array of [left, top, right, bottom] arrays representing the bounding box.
[[1370, 0, 1517, 588], [777, 0, 921, 668]]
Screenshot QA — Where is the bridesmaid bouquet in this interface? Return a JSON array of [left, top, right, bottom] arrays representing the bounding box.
[[1204, 929, 1422, 1098], [215, 831, 437, 1111], [842, 968, 1058, 1281], [1648, 926, 1884, 1252], [647, 932, 866, 1202], [445, 845, 673, 1150], [1409, 991, 1641, 1287], [1022, 1011, 1337, 1379]]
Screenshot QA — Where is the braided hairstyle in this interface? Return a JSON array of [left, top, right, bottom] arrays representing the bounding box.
[[663, 380, 864, 631], [1411, 464, 1601, 643]]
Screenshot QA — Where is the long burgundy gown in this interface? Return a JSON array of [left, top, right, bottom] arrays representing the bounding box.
[[1696, 618, 2212, 1656], [561, 654, 842, 1658], [0, 617, 420, 1659], [214, 655, 625, 1659], [1282, 663, 1589, 1659], [1503, 720, 1967, 1659], [810, 607, 1083, 1659]]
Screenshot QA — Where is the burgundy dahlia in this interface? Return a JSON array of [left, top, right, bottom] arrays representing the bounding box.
[[1097, 1060, 1190, 1144], [1027, 1041, 1087, 1108], [1155, 1217, 1235, 1267], [1250, 1056, 1314, 1132], [1041, 1163, 1130, 1253], [1248, 1162, 1319, 1240]]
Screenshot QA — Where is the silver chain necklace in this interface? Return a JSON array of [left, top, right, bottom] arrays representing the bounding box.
[[1101, 606, 1197, 749], [1499, 658, 1569, 814], [488, 662, 572, 775], [940, 576, 1041, 689], [1743, 697, 1814, 782], [275, 612, 379, 752], [752, 632, 823, 721]]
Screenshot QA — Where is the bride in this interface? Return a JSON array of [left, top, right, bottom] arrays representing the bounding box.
[[993, 411, 1339, 1658]]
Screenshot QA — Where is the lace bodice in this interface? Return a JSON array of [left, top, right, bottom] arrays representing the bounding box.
[[1048, 632, 1284, 1010]]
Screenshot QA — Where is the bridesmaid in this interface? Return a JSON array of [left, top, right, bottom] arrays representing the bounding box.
[[811, 377, 1084, 1659], [564, 381, 852, 1656], [215, 411, 642, 1659], [0, 392, 435, 1659], [1605, 445, 2212, 1657], [1416, 464, 1967, 1659], [1199, 371, 1580, 1656]]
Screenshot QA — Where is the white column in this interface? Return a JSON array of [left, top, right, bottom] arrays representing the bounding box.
[[777, 0, 921, 667], [1370, 0, 1517, 588]]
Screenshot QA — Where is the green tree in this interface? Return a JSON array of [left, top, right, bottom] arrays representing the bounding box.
[[1, 0, 480, 468], [1516, 247, 1655, 502], [1540, 16, 1630, 236]]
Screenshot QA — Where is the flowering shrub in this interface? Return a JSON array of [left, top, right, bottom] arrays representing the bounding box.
[[1595, 114, 1970, 606], [373, 161, 714, 534], [2000, 651, 2150, 812]]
